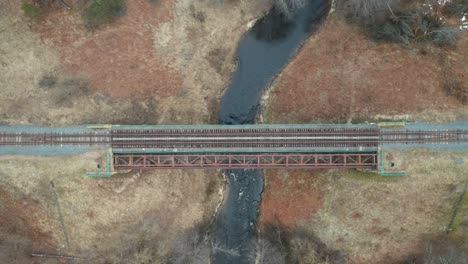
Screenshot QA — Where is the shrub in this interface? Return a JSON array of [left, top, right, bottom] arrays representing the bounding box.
[[337, 0, 399, 25], [444, 0, 468, 17], [369, 10, 458, 46], [431, 27, 458, 46], [256, 223, 345, 264], [403, 236, 468, 264], [82, 0, 126, 29], [38, 75, 57, 89], [444, 79, 468, 105], [21, 3, 42, 18]]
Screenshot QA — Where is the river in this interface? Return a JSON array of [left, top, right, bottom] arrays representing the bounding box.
[[215, 1, 330, 263]]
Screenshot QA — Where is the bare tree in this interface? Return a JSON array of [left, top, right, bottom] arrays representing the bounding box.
[[170, 228, 212, 264], [250, 238, 287, 264], [422, 240, 467, 264]]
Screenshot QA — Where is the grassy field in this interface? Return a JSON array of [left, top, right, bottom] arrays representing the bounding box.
[[0, 0, 269, 262], [0, 151, 224, 263], [259, 149, 468, 263], [260, 7, 468, 262]]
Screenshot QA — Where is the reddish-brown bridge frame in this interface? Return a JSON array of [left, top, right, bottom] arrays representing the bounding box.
[[113, 153, 378, 169]]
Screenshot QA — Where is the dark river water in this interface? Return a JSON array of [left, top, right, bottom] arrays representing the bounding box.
[[215, 1, 330, 263]]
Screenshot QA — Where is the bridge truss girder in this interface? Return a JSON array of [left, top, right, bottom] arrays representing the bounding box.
[[113, 152, 378, 170]]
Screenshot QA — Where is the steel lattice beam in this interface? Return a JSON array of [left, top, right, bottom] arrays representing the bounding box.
[[113, 153, 378, 169]]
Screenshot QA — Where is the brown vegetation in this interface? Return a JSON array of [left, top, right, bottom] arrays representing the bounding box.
[[33, 0, 182, 99], [0, 152, 223, 263], [0, 187, 59, 263], [1, 0, 265, 125], [260, 170, 325, 228], [403, 236, 468, 264], [261, 12, 468, 257], [254, 223, 345, 264], [270, 150, 468, 263], [263, 14, 467, 123]]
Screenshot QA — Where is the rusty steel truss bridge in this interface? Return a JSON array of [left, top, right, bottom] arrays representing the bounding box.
[[0, 124, 467, 171]]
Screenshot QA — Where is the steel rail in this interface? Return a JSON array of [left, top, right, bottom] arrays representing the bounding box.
[[0, 130, 466, 147], [0, 138, 464, 145], [109, 130, 463, 136], [109, 131, 381, 136], [2, 129, 465, 138]]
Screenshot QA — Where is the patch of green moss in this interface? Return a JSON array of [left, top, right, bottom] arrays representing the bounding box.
[[82, 0, 126, 29], [342, 169, 399, 183], [350, 115, 398, 124], [21, 3, 42, 18]]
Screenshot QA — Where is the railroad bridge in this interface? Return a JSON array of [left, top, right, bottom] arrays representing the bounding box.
[[0, 123, 467, 174]]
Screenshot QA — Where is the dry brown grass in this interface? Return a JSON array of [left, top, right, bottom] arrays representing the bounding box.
[[0, 0, 267, 125], [258, 11, 468, 262], [0, 1, 268, 262], [300, 149, 468, 263], [262, 14, 468, 124], [152, 0, 269, 123], [0, 7, 161, 125], [0, 151, 223, 262], [260, 170, 326, 228]]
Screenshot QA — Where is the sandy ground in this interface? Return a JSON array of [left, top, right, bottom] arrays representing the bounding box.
[[262, 14, 468, 124]]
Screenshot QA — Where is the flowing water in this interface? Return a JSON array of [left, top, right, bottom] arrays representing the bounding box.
[[215, 1, 330, 263]]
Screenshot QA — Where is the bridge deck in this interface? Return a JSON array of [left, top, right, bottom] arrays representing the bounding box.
[[1, 124, 467, 170], [1, 125, 466, 150]]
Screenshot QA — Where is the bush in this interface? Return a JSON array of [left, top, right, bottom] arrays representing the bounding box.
[[82, 0, 126, 28], [337, 0, 399, 25], [444, 0, 468, 17], [255, 223, 345, 264], [369, 10, 458, 46], [403, 236, 468, 264], [444, 79, 468, 105], [21, 3, 42, 18]]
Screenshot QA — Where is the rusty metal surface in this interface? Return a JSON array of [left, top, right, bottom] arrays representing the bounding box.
[[113, 153, 378, 169]]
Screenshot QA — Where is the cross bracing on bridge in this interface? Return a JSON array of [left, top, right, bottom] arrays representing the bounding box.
[[0, 124, 467, 171], [113, 153, 378, 169]]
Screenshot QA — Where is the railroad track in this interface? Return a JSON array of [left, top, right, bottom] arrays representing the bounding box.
[[0, 128, 467, 149], [0, 133, 110, 146]]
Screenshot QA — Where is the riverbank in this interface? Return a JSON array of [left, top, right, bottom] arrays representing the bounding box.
[[0, 0, 265, 125], [0, 1, 263, 263], [261, 12, 468, 124], [259, 9, 468, 263], [214, 1, 331, 263]]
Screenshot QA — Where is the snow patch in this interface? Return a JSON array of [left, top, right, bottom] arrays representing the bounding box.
[[461, 14, 468, 30], [438, 0, 452, 5]]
